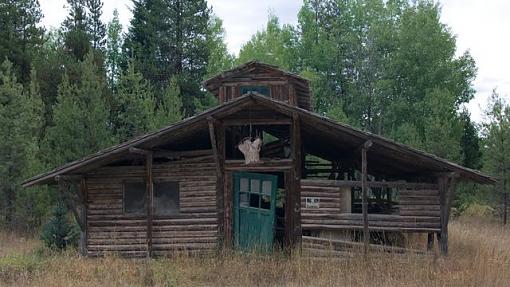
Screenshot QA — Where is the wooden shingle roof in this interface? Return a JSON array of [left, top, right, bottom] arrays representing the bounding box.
[[23, 93, 496, 187]]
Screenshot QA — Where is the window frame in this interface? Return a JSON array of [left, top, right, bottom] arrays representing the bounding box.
[[239, 85, 271, 97], [122, 179, 181, 216], [153, 179, 180, 216], [122, 180, 147, 216]]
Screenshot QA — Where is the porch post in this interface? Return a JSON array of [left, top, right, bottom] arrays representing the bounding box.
[[438, 173, 458, 256], [208, 117, 226, 247], [361, 140, 373, 256], [287, 112, 302, 250], [145, 151, 153, 257]]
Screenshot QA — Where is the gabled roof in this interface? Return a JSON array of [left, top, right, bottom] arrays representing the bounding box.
[[203, 61, 309, 91], [23, 93, 496, 187]]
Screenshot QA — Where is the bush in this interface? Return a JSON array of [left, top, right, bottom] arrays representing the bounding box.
[[40, 204, 78, 250]]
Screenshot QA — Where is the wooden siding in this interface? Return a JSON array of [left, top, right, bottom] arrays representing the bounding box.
[[301, 236, 425, 259], [85, 159, 218, 257], [300, 180, 441, 233]]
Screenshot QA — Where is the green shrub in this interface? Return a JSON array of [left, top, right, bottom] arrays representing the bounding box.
[[40, 204, 78, 250]]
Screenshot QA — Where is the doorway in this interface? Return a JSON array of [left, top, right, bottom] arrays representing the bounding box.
[[233, 172, 277, 251]]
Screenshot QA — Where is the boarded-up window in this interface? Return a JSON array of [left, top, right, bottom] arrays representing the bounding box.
[[154, 181, 180, 216], [240, 85, 270, 97], [124, 181, 146, 215]]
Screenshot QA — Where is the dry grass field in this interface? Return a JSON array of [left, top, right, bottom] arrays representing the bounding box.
[[1, 216, 509, 287]]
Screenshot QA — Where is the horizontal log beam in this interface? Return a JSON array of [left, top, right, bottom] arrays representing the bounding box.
[[222, 118, 292, 126], [154, 149, 213, 159], [301, 179, 438, 190]]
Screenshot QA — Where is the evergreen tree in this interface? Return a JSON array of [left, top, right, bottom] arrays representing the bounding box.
[[0, 61, 43, 225], [105, 9, 123, 90], [44, 52, 114, 167], [62, 0, 91, 61], [482, 90, 510, 224], [460, 109, 482, 169], [32, 30, 67, 134], [0, 0, 45, 84], [14, 68, 51, 229], [153, 75, 183, 129], [113, 60, 156, 141], [85, 0, 106, 50], [40, 203, 78, 250], [124, 0, 215, 114]]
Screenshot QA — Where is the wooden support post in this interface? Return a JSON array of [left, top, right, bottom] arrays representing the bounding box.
[[286, 112, 302, 251], [79, 178, 88, 256], [438, 173, 458, 256], [145, 152, 153, 257], [427, 233, 434, 251], [361, 140, 373, 256], [208, 117, 226, 247]]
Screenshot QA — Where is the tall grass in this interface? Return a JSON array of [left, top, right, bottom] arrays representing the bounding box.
[[1, 217, 509, 286]]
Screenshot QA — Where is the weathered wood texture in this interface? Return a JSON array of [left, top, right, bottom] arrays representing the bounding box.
[[85, 159, 218, 257], [300, 180, 441, 233], [301, 236, 425, 259], [204, 62, 312, 110]]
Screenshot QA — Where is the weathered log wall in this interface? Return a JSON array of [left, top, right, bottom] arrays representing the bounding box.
[[300, 180, 440, 233], [85, 159, 218, 257]]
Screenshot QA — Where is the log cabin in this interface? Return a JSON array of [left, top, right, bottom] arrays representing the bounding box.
[[23, 61, 495, 257]]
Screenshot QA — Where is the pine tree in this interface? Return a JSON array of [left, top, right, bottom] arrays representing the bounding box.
[[105, 9, 123, 90], [0, 60, 43, 225], [85, 0, 106, 50], [460, 109, 482, 169], [62, 0, 91, 61], [14, 68, 51, 229], [0, 0, 45, 84], [113, 60, 157, 141], [40, 203, 78, 250], [482, 90, 510, 224], [44, 52, 114, 167], [153, 76, 183, 129], [124, 0, 214, 115]]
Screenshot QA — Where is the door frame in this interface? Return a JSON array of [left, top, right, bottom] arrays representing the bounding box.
[[232, 172, 278, 250]]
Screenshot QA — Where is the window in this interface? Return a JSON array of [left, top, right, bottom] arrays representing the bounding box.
[[123, 181, 180, 216], [351, 186, 399, 215], [154, 181, 180, 216], [124, 181, 146, 215], [238, 177, 273, 210], [240, 85, 270, 97]]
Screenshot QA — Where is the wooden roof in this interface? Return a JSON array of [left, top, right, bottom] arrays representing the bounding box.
[[23, 93, 496, 187], [204, 61, 309, 89], [203, 61, 312, 110]]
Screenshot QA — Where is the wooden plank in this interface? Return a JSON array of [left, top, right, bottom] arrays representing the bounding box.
[[146, 152, 153, 257]]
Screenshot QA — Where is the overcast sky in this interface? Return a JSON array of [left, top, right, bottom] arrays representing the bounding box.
[[39, 0, 510, 123]]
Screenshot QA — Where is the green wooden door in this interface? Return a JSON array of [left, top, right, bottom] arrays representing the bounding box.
[[233, 172, 277, 252]]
